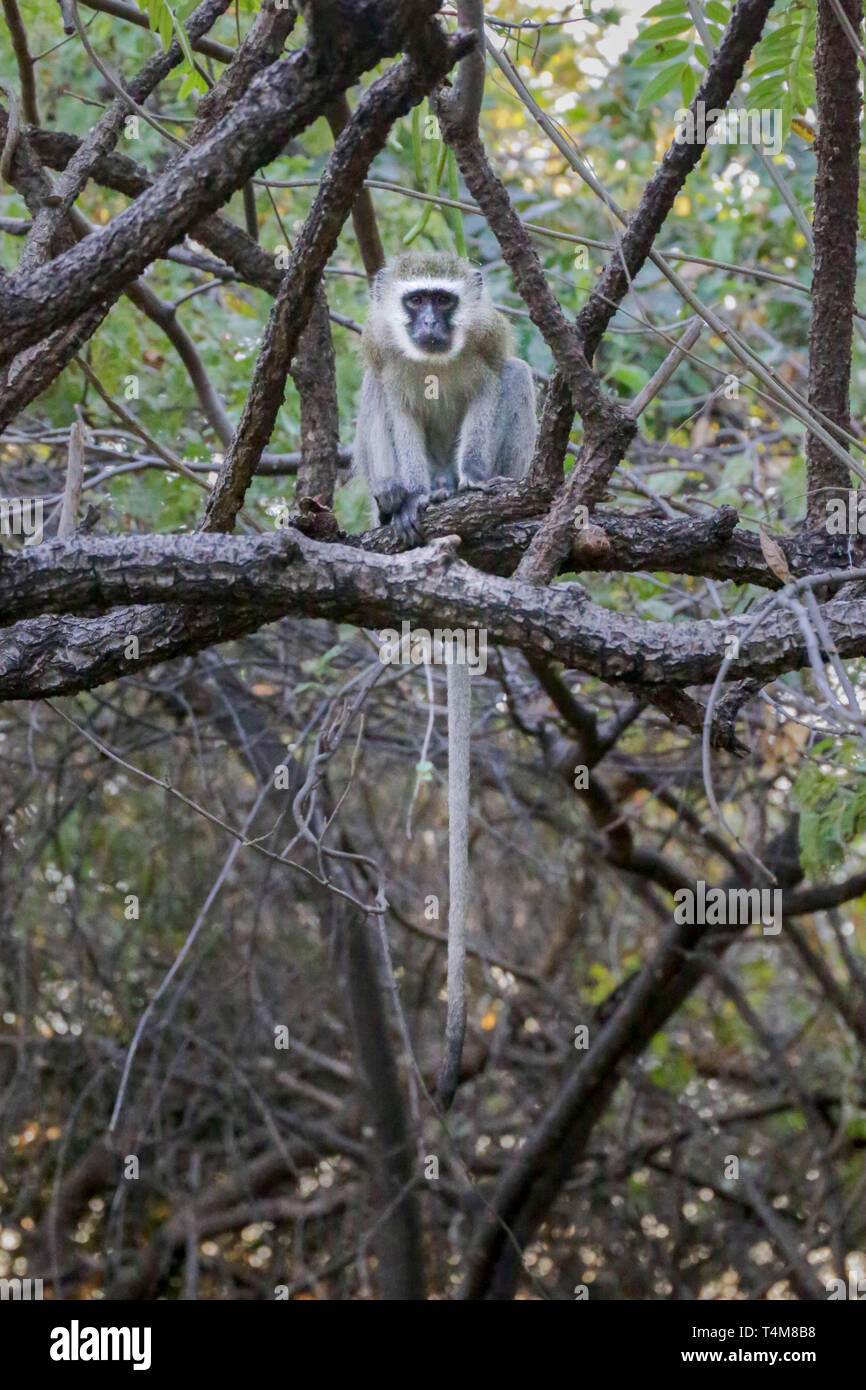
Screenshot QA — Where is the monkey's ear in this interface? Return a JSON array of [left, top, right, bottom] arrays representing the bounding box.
[[469, 269, 484, 298]]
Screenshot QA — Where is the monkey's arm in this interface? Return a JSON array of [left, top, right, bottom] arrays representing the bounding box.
[[355, 369, 431, 545], [455, 358, 537, 487]]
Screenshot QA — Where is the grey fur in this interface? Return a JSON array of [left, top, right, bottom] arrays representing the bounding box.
[[438, 658, 470, 1110], [354, 253, 537, 544]]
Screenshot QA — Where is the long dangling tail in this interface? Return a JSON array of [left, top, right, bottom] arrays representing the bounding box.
[[437, 659, 470, 1109]]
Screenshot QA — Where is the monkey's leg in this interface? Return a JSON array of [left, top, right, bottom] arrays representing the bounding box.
[[455, 359, 538, 488], [454, 372, 500, 489], [355, 369, 432, 545], [492, 359, 538, 479], [438, 658, 470, 1109]]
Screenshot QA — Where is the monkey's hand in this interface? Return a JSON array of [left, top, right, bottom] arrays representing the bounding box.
[[375, 483, 429, 546]]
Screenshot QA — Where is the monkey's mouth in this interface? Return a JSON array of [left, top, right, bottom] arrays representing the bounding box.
[[415, 334, 452, 354]]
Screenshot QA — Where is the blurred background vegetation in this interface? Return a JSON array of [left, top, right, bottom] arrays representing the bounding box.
[[2, 0, 866, 1302]]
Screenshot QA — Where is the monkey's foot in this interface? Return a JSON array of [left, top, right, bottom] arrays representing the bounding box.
[[457, 478, 503, 495], [375, 484, 429, 547]]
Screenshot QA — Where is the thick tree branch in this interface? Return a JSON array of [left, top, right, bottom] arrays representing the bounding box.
[[578, 0, 776, 360], [0, 0, 451, 364], [324, 92, 386, 277], [189, 2, 297, 139], [805, 0, 861, 523], [4, 531, 866, 700], [290, 289, 340, 505], [358, 495, 866, 586], [435, 91, 636, 584], [17, 0, 232, 274], [433, 122, 623, 440]]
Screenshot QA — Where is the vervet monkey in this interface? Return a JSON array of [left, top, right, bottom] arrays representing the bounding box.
[[355, 252, 537, 1106], [355, 251, 537, 543]]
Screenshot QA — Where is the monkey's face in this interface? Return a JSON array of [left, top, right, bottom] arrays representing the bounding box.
[[399, 284, 464, 361]]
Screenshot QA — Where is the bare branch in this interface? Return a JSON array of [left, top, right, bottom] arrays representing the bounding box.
[[1, 0, 39, 125], [57, 418, 86, 541]]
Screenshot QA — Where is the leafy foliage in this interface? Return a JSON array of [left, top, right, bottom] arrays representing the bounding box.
[[1, 0, 866, 1307], [633, 0, 732, 108], [632, 0, 817, 140], [792, 737, 866, 877], [745, 0, 816, 138], [138, 0, 207, 94]]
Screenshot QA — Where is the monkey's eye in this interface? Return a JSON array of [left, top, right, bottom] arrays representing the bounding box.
[[433, 292, 457, 310], [403, 292, 426, 310]]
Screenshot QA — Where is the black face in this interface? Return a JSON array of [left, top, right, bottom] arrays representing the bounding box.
[[402, 288, 459, 354]]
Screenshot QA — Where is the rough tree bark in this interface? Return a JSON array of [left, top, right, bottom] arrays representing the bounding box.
[[805, 0, 862, 525]]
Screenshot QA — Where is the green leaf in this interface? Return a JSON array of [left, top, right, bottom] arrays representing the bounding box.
[[747, 77, 785, 108], [643, 0, 688, 15], [636, 61, 688, 109], [633, 39, 691, 65], [639, 16, 695, 42], [178, 68, 206, 100], [411, 103, 424, 186], [608, 362, 650, 393], [680, 63, 698, 105], [445, 148, 467, 258]]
